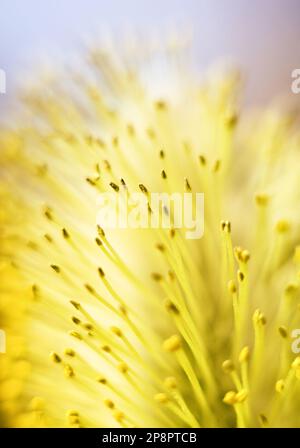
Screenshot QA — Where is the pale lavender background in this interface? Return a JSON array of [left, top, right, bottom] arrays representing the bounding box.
[[0, 0, 299, 106]]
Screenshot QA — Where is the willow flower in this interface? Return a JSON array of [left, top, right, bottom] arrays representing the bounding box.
[[1, 46, 300, 428]]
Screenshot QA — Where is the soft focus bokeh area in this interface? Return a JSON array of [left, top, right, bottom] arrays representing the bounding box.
[[0, 0, 299, 109]]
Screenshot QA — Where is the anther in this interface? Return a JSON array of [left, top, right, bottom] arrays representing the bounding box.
[[50, 352, 62, 363], [113, 410, 124, 422], [70, 300, 81, 310], [275, 379, 285, 393], [223, 391, 237, 406], [117, 362, 128, 373], [184, 177, 191, 191], [44, 206, 53, 221], [69, 331, 83, 340], [84, 283, 95, 294], [104, 399, 115, 409], [97, 377, 107, 384], [30, 397, 45, 411], [276, 220, 290, 233], [163, 335, 181, 352], [64, 364, 75, 378], [98, 267, 105, 278], [291, 357, 300, 369], [86, 177, 97, 186], [159, 150, 165, 159], [44, 234, 53, 243], [253, 309, 267, 326], [228, 280, 237, 294], [259, 414, 269, 427], [278, 326, 288, 338], [104, 160, 111, 171], [62, 228, 70, 239], [110, 182, 119, 192], [101, 345, 111, 353], [139, 183, 148, 194], [222, 360, 235, 374], [127, 124, 135, 136], [95, 237, 102, 246], [72, 316, 81, 325], [213, 159, 221, 172], [32, 284, 39, 299], [97, 225, 105, 238], [50, 264, 60, 273], [285, 283, 298, 295], [111, 326, 122, 337], [237, 270, 244, 282], [236, 389, 248, 403], [118, 304, 127, 316], [146, 128, 156, 140], [154, 393, 168, 404], [240, 250, 250, 263], [151, 272, 162, 282], [221, 220, 231, 233], [155, 100, 167, 110], [164, 377, 177, 389], [255, 193, 269, 206], [225, 112, 238, 128], [164, 299, 179, 314], [239, 347, 250, 363], [198, 155, 206, 166]]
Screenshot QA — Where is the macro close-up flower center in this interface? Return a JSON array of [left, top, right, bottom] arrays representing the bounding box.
[[0, 45, 300, 428]]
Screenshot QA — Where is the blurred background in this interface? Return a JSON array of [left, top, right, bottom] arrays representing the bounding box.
[[0, 0, 299, 107]]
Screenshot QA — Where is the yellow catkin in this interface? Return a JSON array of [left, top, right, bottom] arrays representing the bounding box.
[[1, 45, 300, 429]]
